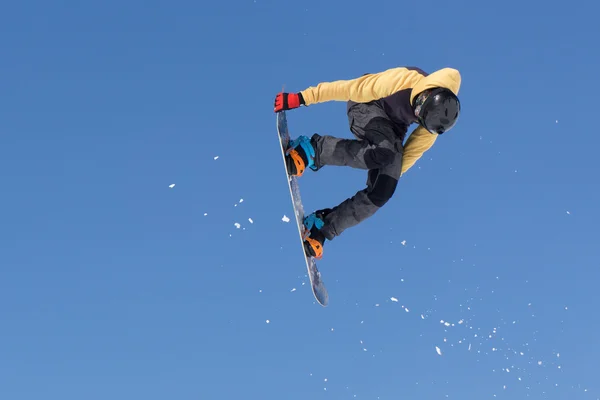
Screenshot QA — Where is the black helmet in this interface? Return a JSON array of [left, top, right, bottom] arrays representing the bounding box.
[[415, 87, 461, 134]]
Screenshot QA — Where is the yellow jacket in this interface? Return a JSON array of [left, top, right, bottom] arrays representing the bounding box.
[[300, 67, 461, 175]]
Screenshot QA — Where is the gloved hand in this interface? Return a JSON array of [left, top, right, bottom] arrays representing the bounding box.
[[274, 92, 305, 112]]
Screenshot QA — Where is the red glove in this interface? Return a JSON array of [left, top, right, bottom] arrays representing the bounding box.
[[274, 92, 305, 112]]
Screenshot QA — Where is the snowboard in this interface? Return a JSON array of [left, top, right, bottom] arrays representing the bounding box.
[[276, 110, 329, 307]]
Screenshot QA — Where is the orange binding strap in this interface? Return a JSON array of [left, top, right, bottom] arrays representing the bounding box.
[[305, 237, 323, 259], [288, 149, 305, 177]]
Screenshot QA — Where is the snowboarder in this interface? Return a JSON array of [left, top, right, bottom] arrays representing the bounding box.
[[274, 66, 461, 260]]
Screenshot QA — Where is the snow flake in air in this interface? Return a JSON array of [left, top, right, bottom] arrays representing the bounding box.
[[435, 346, 442, 355], [234, 223, 241, 229], [266, 320, 270, 324], [401, 240, 406, 246], [169, 184, 175, 188], [390, 297, 398, 302], [248, 218, 254, 224], [282, 215, 290, 222], [214, 156, 219, 160]]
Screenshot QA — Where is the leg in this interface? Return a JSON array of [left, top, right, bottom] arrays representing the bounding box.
[[302, 102, 404, 257], [311, 101, 405, 171], [320, 152, 402, 240]]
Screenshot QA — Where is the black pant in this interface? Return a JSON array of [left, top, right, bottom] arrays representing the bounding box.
[[311, 101, 405, 240]]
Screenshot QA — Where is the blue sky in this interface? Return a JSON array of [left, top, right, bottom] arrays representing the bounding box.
[[1, 0, 599, 399]]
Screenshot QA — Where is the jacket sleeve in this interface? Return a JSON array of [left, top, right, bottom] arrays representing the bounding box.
[[300, 67, 422, 105], [400, 126, 438, 175]]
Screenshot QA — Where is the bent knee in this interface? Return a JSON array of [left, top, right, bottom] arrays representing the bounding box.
[[367, 174, 398, 207], [364, 147, 396, 169]]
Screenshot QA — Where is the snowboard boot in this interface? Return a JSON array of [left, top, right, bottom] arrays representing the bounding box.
[[302, 209, 331, 259], [285, 135, 317, 177]]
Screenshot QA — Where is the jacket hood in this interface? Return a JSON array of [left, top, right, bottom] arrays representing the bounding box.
[[410, 68, 461, 105]]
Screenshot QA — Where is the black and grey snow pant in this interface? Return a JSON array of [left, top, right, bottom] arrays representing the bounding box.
[[311, 100, 405, 241]]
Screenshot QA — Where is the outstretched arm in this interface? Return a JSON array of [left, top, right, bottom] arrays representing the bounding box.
[[300, 67, 425, 105]]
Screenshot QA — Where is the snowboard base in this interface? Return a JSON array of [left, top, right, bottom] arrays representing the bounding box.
[[276, 110, 329, 307]]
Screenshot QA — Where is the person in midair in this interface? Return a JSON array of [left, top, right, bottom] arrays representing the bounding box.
[[274, 66, 461, 259]]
